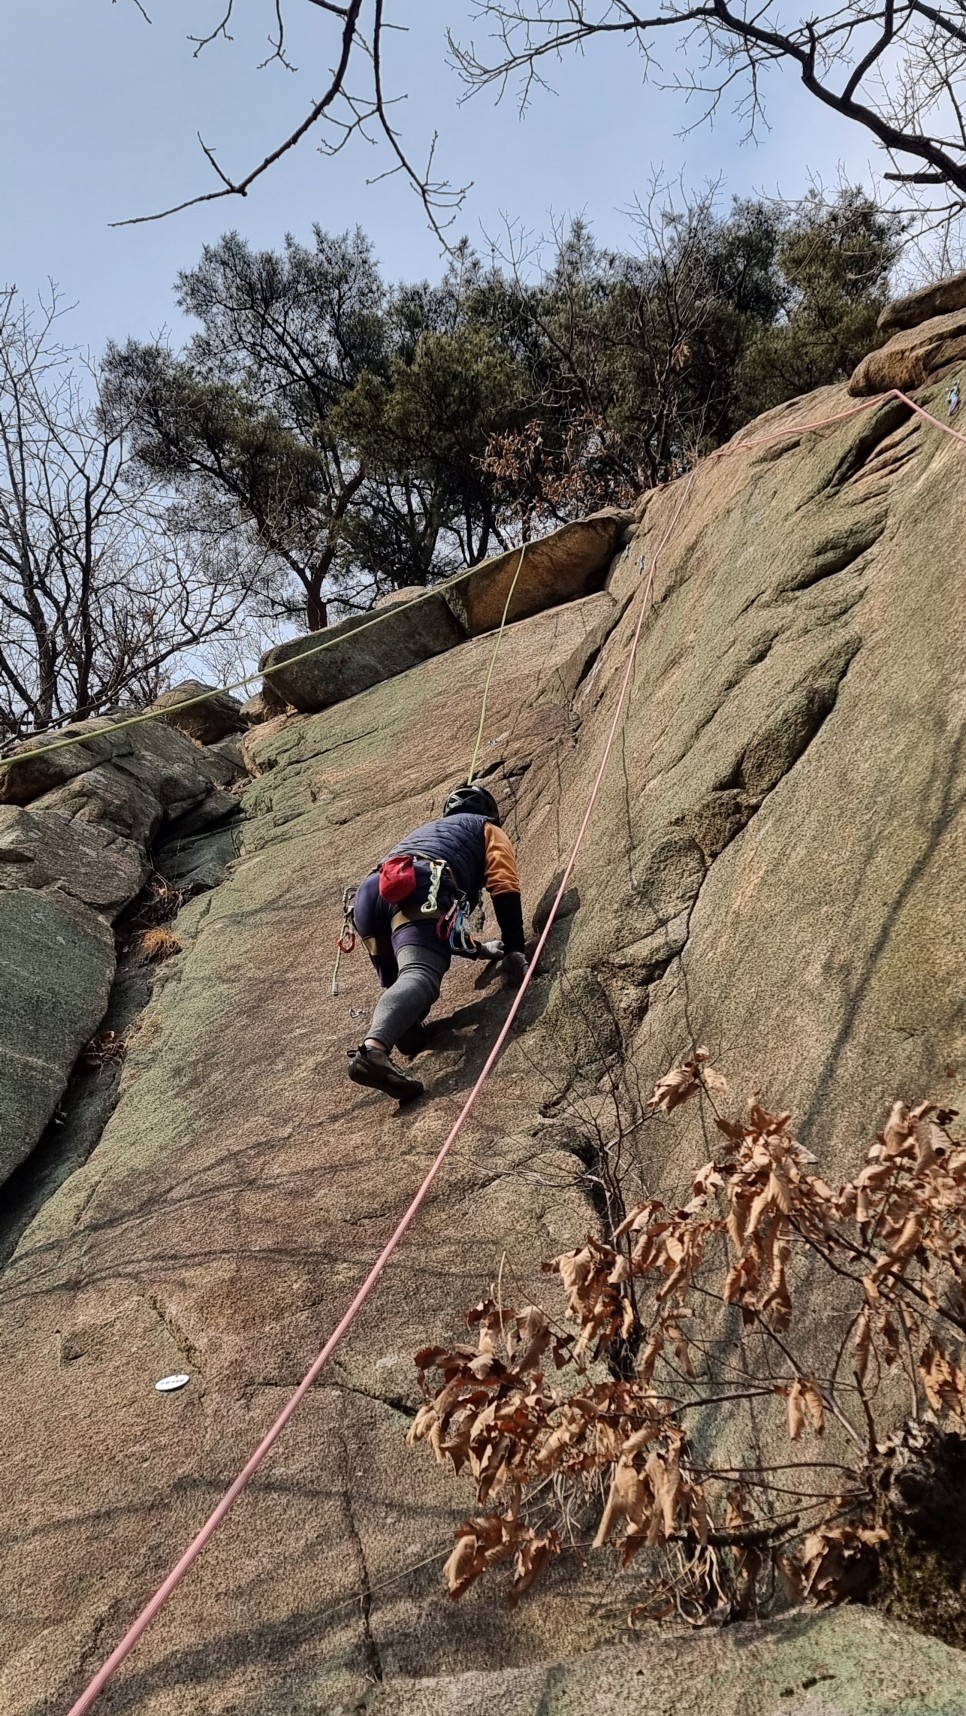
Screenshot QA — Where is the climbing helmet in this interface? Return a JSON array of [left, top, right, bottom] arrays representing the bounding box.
[[442, 783, 502, 825]]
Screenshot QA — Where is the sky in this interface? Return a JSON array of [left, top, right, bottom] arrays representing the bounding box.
[[3, 1, 881, 358]]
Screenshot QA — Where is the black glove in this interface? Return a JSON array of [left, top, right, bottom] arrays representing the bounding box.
[[499, 950, 528, 988]]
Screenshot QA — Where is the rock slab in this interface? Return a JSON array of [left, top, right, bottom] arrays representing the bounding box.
[[0, 715, 243, 1188], [259, 589, 466, 713], [849, 305, 966, 394], [0, 889, 114, 1183], [879, 269, 966, 333], [0, 804, 147, 919], [444, 509, 635, 636]]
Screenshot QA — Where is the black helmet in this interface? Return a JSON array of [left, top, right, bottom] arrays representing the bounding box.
[[442, 782, 502, 825]]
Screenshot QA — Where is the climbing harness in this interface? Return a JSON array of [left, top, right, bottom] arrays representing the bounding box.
[[384, 853, 478, 951], [330, 888, 357, 997], [65, 386, 966, 1716]]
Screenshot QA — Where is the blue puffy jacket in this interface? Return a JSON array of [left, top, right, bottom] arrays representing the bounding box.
[[386, 813, 490, 904]]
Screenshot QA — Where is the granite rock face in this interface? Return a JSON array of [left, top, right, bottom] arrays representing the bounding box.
[[0, 716, 242, 1183], [0, 889, 115, 1184], [849, 305, 966, 394], [2, 375, 966, 1713], [364, 1609, 966, 1716], [879, 269, 966, 332]]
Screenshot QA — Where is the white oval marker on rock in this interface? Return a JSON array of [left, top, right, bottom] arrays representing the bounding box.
[[155, 1374, 190, 1392]]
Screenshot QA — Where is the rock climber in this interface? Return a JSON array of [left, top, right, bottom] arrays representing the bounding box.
[[347, 783, 528, 1101]]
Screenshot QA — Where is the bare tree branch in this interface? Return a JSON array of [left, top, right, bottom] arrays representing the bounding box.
[[0, 287, 260, 741], [453, 0, 966, 235], [110, 1, 468, 243]]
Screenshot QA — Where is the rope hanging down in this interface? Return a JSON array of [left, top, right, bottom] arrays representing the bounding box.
[[64, 385, 966, 1714], [467, 542, 528, 785]]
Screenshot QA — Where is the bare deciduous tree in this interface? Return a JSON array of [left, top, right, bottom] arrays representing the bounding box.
[[0, 288, 251, 742], [452, 1, 966, 235], [113, 2, 966, 244], [115, 1, 465, 239]]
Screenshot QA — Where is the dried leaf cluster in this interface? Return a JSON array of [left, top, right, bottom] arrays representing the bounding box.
[[480, 413, 637, 540], [78, 1028, 128, 1070], [116, 872, 188, 964], [409, 1053, 966, 1622]]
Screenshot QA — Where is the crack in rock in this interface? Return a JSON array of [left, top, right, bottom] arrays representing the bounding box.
[[338, 1428, 384, 1685]]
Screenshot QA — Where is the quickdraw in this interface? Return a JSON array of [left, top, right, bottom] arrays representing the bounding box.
[[437, 898, 477, 955], [419, 857, 447, 916], [331, 887, 357, 997]]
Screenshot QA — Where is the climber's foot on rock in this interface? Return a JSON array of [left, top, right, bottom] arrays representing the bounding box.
[[347, 1043, 424, 1103], [395, 1021, 432, 1059]]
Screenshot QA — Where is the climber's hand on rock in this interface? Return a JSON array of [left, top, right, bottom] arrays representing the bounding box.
[[478, 938, 504, 961], [499, 950, 528, 988]]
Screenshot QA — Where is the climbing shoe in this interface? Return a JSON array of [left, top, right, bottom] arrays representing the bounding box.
[[347, 1044, 424, 1103]]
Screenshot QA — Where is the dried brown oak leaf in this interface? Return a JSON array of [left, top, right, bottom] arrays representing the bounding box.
[[779, 1520, 885, 1605], [648, 1048, 727, 1114], [782, 1378, 825, 1441], [919, 1337, 966, 1415]]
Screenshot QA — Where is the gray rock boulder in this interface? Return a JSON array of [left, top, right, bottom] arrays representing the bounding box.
[[35, 763, 165, 847], [0, 717, 127, 806], [205, 733, 247, 773], [240, 684, 287, 725], [0, 806, 147, 919], [259, 589, 466, 713], [110, 720, 236, 816], [148, 681, 245, 745], [849, 306, 966, 394], [0, 715, 235, 814], [879, 270, 966, 333], [0, 715, 245, 1190], [0, 890, 114, 1183], [154, 788, 242, 892], [444, 510, 636, 637]]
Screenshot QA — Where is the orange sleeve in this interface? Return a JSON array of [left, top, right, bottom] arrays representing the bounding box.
[[483, 822, 521, 895]]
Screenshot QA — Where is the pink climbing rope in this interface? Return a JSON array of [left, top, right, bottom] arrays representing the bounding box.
[[719, 385, 966, 458], [64, 383, 964, 1712]]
